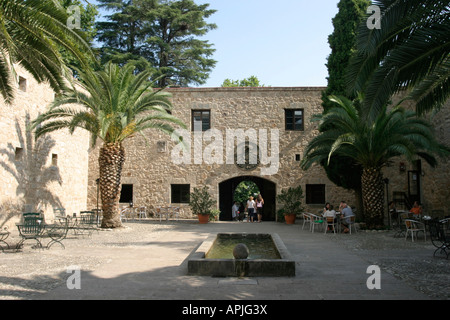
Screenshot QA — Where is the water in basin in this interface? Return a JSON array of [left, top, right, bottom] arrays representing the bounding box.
[[205, 234, 281, 260]]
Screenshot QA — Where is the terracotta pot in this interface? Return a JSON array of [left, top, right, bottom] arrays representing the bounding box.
[[285, 214, 296, 224], [198, 214, 209, 224]]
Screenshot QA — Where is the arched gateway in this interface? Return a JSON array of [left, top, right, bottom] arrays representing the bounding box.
[[219, 176, 277, 221]]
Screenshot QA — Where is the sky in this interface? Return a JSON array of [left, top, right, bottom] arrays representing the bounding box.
[[91, 0, 341, 88]]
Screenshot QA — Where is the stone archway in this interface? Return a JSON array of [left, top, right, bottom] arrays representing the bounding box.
[[218, 176, 277, 221]]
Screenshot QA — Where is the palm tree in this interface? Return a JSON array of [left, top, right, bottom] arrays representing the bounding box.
[[0, 0, 92, 104], [31, 62, 186, 228], [346, 0, 449, 119], [301, 95, 449, 228]]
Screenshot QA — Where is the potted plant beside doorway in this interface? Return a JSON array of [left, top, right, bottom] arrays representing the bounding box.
[[189, 186, 216, 224], [277, 186, 304, 224]]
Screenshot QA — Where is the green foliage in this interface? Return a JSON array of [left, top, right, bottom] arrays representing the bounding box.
[[58, 0, 99, 73], [346, 0, 450, 118], [31, 61, 186, 146], [233, 181, 260, 205], [302, 95, 450, 171], [0, 0, 94, 104], [276, 209, 286, 222], [189, 186, 216, 216], [322, 0, 370, 113], [221, 76, 265, 87], [59, 0, 98, 42], [209, 209, 221, 221], [302, 95, 450, 226], [276, 186, 304, 216], [319, 0, 369, 206], [96, 0, 217, 87]]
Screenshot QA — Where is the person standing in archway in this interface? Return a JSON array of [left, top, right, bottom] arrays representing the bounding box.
[[256, 194, 264, 223], [232, 201, 240, 221], [245, 196, 257, 222]]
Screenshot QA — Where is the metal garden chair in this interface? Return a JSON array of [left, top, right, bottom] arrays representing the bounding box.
[[16, 216, 45, 250], [428, 219, 449, 259], [46, 217, 70, 249], [0, 226, 10, 252]]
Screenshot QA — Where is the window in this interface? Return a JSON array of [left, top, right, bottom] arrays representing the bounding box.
[[19, 76, 27, 92], [119, 184, 133, 204], [306, 184, 325, 204], [295, 154, 301, 162], [15, 147, 24, 161], [51, 153, 58, 166], [192, 110, 210, 131], [171, 184, 190, 203], [285, 109, 304, 131]]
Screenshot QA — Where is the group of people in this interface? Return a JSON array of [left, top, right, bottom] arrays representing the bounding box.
[[231, 195, 424, 229], [232, 194, 264, 223], [389, 200, 423, 222], [322, 201, 355, 233]]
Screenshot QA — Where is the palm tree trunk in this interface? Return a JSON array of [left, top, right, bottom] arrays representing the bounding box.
[[99, 142, 125, 228], [361, 167, 385, 228]]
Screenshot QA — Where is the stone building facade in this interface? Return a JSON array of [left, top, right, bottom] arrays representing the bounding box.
[[381, 100, 450, 215], [86, 87, 449, 221], [1, 76, 447, 227], [87, 87, 360, 220], [0, 66, 90, 229]]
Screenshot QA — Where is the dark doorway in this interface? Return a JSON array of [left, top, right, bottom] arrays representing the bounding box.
[[119, 184, 133, 204], [219, 176, 277, 221]]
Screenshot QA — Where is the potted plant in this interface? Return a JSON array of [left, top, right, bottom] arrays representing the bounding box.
[[189, 186, 216, 224], [209, 209, 221, 222], [276, 185, 304, 224]]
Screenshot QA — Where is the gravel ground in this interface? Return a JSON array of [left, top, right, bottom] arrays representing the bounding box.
[[0, 222, 174, 300], [333, 230, 450, 300], [0, 221, 449, 300]]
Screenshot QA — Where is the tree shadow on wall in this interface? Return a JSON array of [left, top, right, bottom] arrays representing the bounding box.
[[0, 114, 63, 227]]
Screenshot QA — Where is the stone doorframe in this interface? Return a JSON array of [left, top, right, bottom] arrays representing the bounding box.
[[218, 175, 277, 221]]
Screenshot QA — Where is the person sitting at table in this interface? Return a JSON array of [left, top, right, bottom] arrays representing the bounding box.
[[323, 202, 332, 214], [410, 201, 423, 217], [340, 201, 354, 233], [323, 204, 336, 219], [323, 204, 337, 230]]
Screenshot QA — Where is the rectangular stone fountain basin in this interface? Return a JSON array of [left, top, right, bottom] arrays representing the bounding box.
[[187, 233, 296, 277]]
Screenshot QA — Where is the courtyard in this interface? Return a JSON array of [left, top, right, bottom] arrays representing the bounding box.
[[0, 220, 448, 300]]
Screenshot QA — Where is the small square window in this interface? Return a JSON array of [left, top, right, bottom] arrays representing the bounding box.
[[285, 109, 304, 131], [295, 154, 301, 162], [306, 184, 326, 204], [171, 184, 190, 203], [192, 110, 211, 132]]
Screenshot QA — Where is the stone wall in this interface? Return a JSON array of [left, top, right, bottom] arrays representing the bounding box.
[[0, 66, 90, 229], [87, 87, 359, 219], [381, 100, 450, 216], [3, 75, 446, 227]]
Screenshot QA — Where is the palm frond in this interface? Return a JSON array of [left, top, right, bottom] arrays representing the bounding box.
[[32, 61, 187, 147], [407, 56, 450, 115], [0, 0, 94, 103], [346, 0, 450, 118], [302, 94, 449, 173]]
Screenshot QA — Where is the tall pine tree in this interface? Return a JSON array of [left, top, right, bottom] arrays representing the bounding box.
[[319, 0, 370, 218], [96, 0, 217, 87], [59, 0, 99, 72], [322, 0, 370, 113]]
